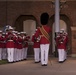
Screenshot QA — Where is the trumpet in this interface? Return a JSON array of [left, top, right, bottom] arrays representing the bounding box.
[[8, 34, 14, 40], [59, 36, 65, 44], [36, 36, 41, 42]]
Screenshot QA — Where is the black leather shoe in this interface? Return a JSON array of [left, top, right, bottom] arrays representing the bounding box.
[[64, 59, 66, 62], [44, 64, 47, 66], [59, 61, 64, 63], [35, 61, 40, 63], [41, 64, 45, 66]]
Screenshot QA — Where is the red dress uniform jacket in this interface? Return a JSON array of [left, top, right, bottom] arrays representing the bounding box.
[[17, 36, 23, 49], [13, 34, 18, 48], [32, 34, 40, 48], [6, 32, 15, 48], [1, 35, 6, 48], [35, 25, 51, 44], [21, 35, 25, 48], [0, 35, 3, 48], [56, 35, 68, 50], [24, 35, 30, 47]]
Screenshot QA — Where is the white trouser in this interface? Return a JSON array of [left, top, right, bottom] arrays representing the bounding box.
[[18, 49, 22, 61], [21, 48, 24, 60], [64, 50, 67, 60], [7, 48, 14, 62], [34, 48, 40, 62], [16, 49, 20, 61], [16, 49, 22, 61], [16, 49, 19, 61], [2, 48, 7, 59], [40, 44, 49, 65], [58, 49, 65, 61], [23, 48, 27, 59], [23, 47, 28, 59], [0, 48, 2, 60], [14, 48, 17, 62], [23, 48, 25, 59]]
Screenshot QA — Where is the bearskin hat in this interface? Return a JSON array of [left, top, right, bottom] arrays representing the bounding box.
[[40, 12, 49, 25]]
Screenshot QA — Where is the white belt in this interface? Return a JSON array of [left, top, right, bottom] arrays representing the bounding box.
[[8, 40, 13, 41]]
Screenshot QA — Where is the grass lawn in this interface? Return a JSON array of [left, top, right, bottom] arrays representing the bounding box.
[[0, 60, 8, 65]]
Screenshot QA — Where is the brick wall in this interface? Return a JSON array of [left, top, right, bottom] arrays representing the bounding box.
[[71, 27, 76, 57], [0, 1, 76, 27], [0, 1, 76, 55]]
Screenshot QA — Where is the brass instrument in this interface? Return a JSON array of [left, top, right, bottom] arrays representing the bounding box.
[[58, 35, 66, 44], [36, 36, 41, 42]]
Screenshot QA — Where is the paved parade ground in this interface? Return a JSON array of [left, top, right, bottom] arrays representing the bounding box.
[[0, 57, 76, 75]]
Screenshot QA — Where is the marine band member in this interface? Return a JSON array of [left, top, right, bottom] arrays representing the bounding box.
[[56, 29, 68, 63]]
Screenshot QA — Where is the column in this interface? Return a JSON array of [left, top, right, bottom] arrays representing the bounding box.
[[54, 0, 60, 57], [55, 0, 60, 33]]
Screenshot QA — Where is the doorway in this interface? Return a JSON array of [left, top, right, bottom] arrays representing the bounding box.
[[49, 14, 72, 56], [23, 20, 36, 39], [52, 20, 67, 53], [14, 15, 37, 56]]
